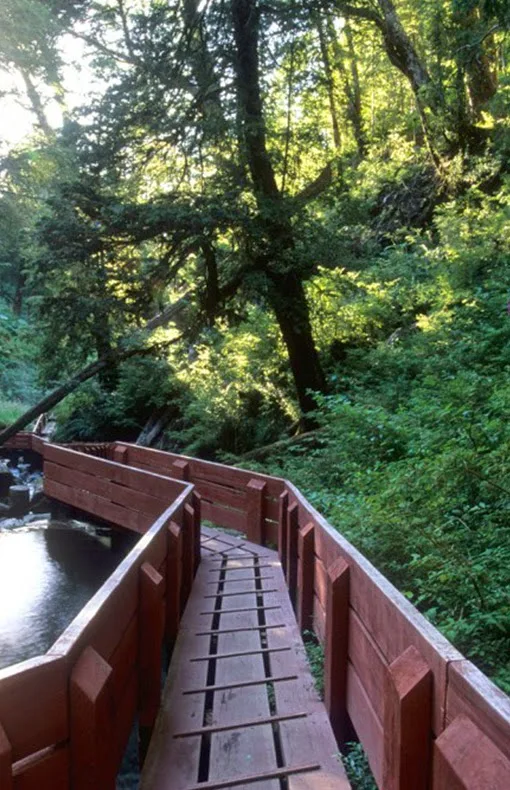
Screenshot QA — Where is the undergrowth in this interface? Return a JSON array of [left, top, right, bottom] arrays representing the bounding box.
[[302, 630, 377, 788], [341, 743, 378, 790]]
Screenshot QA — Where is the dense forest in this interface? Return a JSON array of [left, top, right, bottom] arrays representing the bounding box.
[[1, 0, 509, 697]]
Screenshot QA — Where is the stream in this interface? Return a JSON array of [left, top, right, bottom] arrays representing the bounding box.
[[0, 519, 129, 671]]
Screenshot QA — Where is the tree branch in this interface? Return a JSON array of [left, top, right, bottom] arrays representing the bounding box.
[[0, 297, 190, 447]]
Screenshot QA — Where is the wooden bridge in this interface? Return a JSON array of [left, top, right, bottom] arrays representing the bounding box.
[[0, 433, 509, 789]]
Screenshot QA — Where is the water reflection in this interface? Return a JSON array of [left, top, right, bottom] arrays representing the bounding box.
[[0, 521, 131, 671]]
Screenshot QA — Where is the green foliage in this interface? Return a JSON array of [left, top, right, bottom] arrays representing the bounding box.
[[53, 356, 184, 442], [341, 743, 377, 790], [302, 631, 325, 699], [0, 399, 26, 427], [262, 189, 510, 694], [0, 299, 42, 408], [165, 308, 295, 457]]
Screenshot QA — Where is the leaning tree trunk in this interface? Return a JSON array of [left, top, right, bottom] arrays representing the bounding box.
[[0, 296, 190, 447]]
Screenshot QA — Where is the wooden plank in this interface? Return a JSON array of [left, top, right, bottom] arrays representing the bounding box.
[[191, 646, 290, 661], [49, 558, 139, 665], [12, 745, 69, 790], [312, 593, 326, 643], [180, 505, 195, 609], [182, 676, 298, 695], [194, 479, 246, 511], [263, 519, 278, 547], [200, 500, 246, 532], [208, 560, 279, 789], [278, 491, 288, 574], [383, 645, 432, 790], [182, 763, 321, 790], [139, 565, 216, 790], [44, 443, 184, 499], [324, 557, 350, 745], [44, 478, 152, 533], [117, 444, 285, 498], [196, 624, 285, 636], [0, 655, 68, 762], [139, 563, 165, 734], [297, 523, 315, 633], [172, 460, 190, 481], [174, 711, 307, 738], [108, 615, 138, 706], [31, 435, 46, 454], [347, 662, 384, 788], [141, 525, 169, 579], [286, 503, 299, 608], [446, 660, 510, 762], [433, 715, 510, 790], [264, 560, 352, 789], [70, 646, 116, 790], [45, 461, 168, 517], [192, 492, 202, 575], [246, 478, 267, 545], [111, 673, 138, 772], [348, 609, 387, 723], [166, 522, 182, 645], [112, 446, 127, 464], [264, 498, 280, 524]]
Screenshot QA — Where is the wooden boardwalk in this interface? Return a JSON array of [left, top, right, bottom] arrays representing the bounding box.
[[140, 528, 350, 790]]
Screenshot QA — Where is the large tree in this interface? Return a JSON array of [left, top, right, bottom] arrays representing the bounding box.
[[30, 0, 332, 422]]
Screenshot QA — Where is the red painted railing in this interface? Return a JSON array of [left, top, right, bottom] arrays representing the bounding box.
[[0, 438, 197, 789], [115, 442, 510, 790], [0, 435, 509, 789]]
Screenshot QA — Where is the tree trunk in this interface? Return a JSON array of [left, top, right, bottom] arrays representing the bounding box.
[[344, 23, 367, 157], [316, 15, 342, 150], [267, 270, 326, 419], [232, 0, 326, 420], [19, 70, 53, 140]]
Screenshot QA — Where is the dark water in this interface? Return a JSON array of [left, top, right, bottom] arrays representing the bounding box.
[[0, 519, 140, 787], [0, 520, 128, 671]]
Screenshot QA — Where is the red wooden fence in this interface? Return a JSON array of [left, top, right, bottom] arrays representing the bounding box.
[[1, 434, 509, 789], [0, 438, 196, 789], [115, 442, 510, 790]]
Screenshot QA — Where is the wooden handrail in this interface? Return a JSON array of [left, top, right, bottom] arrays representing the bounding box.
[[0, 435, 509, 789], [0, 438, 196, 788], [115, 441, 510, 790]]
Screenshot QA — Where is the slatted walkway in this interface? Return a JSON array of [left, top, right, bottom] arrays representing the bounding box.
[[140, 528, 350, 790]]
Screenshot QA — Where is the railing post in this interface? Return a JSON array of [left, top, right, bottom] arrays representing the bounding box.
[[139, 562, 165, 764], [166, 522, 182, 649], [0, 722, 12, 790], [181, 504, 195, 609], [278, 490, 289, 575], [297, 522, 315, 632], [70, 646, 115, 790], [172, 459, 190, 481], [246, 478, 266, 545], [383, 645, 432, 790], [324, 557, 350, 746], [112, 445, 127, 464], [286, 502, 299, 608], [192, 491, 202, 574], [433, 715, 510, 789]]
